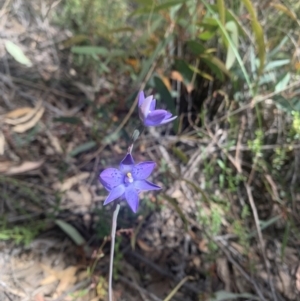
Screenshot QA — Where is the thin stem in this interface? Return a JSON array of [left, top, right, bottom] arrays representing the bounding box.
[[108, 203, 121, 301]]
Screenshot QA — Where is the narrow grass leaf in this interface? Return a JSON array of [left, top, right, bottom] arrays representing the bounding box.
[[271, 3, 297, 21], [55, 219, 86, 246], [225, 21, 238, 70], [172, 147, 188, 164], [5, 41, 32, 67], [241, 0, 265, 74], [202, 0, 252, 94], [136, 33, 173, 84], [71, 46, 108, 55], [153, 0, 185, 12], [53, 116, 82, 124], [69, 141, 96, 157], [217, 0, 225, 25]]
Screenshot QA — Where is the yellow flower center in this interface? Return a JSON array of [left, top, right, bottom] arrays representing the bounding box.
[[126, 172, 133, 183]]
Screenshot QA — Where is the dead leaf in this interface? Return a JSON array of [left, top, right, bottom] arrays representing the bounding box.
[[0, 131, 5, 155], [296, 265, 300, 291], [79, 185, 92, 205], [53, 173, 90, 191], [65, 190, 83, 205], [45, 130, 63, 154], [216, 257, 231, 291], [5, 107, 33, 120], [170, 70, 193, 93], [2, 160, 44, 175], [56, 266, 78, 295], [13, 107, 45, 133], [158, 73, 171, 91], [34, 294, 45, 301], [5, 101, 42, 125], [0, 161, 14, 173], [40, 265, 78, 295], [137, 239, 154, 252], [170, 71, 184, 82], [96, 276, 108, 299], [198, 239, 208, 253]]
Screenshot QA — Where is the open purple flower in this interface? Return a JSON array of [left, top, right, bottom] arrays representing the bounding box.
[[99, 153, 161, 213], [138, 91, 177, 126]]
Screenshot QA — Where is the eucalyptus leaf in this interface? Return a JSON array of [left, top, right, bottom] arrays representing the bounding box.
[[209, 291, 260, 301], [275, 73, 291, 92], [69, 141, 97, 157], [5, 41, 32, 67], [55, 219, 86, 246]]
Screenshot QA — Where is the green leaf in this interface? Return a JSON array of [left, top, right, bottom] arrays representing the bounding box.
[[69, 141, 97, 157], [202, 0, 252, 94], [5, 40, 32, 67], [154, 75, 175, 113], [217, 0, 225, 25], [53, 116, 82, 124], [55, 219, 86, 246], [136, 34, 173, 84], [72, 46, 108, 55], [275, 73, 290, 92], [199, 30, 216, 41], [241, 0, 265, 74], [201, 57, 224, 81], [132, 0, 185, 14], [265, 59, 290, 72], [172, 147, 188, 164], [225, 21, 238, 70], [174, 59, 194, 83], [153, 0, 185, 11], [188, 65, 213, 81], [187, 40, 206, 55], [71, 46, 126, 57], [202, 55, 231, 80]]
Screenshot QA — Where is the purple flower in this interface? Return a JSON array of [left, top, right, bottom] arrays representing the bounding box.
[[138, 91, 177, 126], [99, 153, 161, 213]]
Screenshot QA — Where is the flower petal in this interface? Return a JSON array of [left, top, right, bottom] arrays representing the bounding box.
[[103, 184, 125, 205], [99, 168, 124, 191], [119, 153, 135, 173], [149, 98, 156, 111], [132, 161, 156, 180], [133, 180, 161, 191], [139, 95, 153, 119], [125, 186, 139, 213], [160, 115, 177, 125], [138, 91, 145, 107], [144, 110, 168, 126]]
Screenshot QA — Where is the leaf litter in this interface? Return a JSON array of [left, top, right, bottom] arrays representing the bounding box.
[[0, 1, 300, 301]]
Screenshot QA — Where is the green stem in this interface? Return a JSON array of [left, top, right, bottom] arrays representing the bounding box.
[[108, 203, 120, 301]]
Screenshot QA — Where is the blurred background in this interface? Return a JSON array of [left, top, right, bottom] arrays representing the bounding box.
[[0, 0, 300, 300]]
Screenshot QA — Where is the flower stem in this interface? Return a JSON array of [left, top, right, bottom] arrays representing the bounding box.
[[108, 202, 120, 301]]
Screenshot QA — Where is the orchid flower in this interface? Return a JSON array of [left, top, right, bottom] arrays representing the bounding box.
[[138, 91, 177, 126], [99, 153, 161, 213]]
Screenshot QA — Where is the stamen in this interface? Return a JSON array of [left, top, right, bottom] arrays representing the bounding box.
[[126, 172, 133, 183]]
